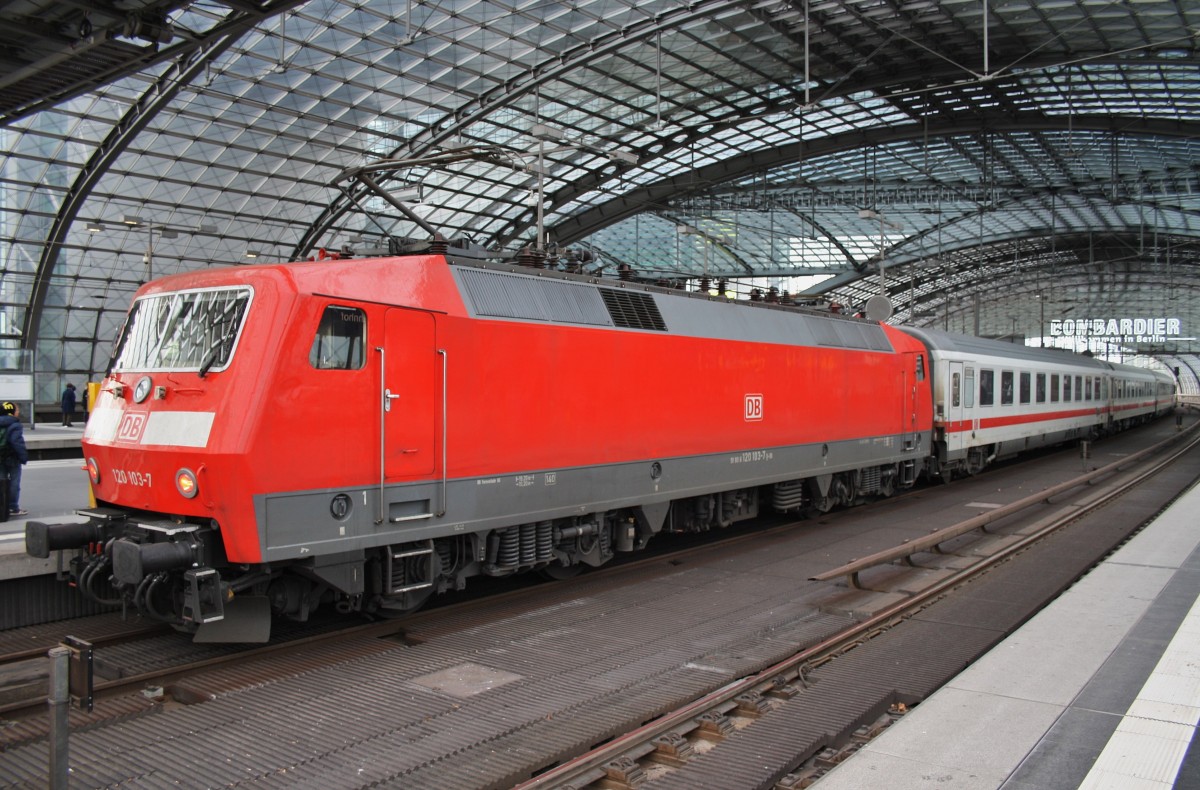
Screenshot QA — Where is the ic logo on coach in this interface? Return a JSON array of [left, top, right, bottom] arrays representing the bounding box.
[[116, 412, 148, 442], [745, 394, 763, 422]]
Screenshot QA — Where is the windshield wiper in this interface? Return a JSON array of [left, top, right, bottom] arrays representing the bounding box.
[[197, 295, 249, 378], [197, 330, 235, 379]]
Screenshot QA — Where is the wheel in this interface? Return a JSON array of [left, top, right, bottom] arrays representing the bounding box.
[[878, 469, 896, 498], [811, 495, 834, 514], [539, 563, 583, 581], [841, 473, 858, 506]]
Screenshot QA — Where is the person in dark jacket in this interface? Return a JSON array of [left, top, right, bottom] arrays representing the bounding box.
[[61, 383, 77, 427], [0, 401, 28, 516]]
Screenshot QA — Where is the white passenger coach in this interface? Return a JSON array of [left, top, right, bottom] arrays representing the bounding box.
[[900, 328, 1176, 481]]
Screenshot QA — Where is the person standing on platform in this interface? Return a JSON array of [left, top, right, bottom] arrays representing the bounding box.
[[0, 402, 28, 516], [61, 382, 76, 427]]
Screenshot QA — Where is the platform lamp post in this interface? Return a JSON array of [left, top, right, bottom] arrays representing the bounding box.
[[528, 124, 637, 253], [122, 217, 179, 282], [1037, 293, 1045, 347], [858, 208, 901, 296]]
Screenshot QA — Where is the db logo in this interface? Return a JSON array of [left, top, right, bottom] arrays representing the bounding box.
[[744, 394, 764, 422], [117, 412, 148, 443]]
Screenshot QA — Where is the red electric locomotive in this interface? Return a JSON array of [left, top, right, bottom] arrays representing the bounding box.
[[27, 247, 935, 640]]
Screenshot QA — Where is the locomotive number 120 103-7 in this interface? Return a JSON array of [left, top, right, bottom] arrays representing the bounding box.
[[112, 469, 152, 487]]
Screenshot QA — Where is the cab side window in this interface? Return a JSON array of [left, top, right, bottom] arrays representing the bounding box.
[[310, 305, 366, 370]]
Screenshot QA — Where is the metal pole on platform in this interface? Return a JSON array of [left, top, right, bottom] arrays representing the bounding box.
[[48, 646, 70, 788]]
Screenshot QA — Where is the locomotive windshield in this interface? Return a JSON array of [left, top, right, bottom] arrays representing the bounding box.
[[108, 287, 252, 374]]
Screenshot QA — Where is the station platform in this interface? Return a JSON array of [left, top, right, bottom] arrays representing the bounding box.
[[13, 421, 86, 458], [817, 479, 1200, 790], [0, 423, 87, 578]]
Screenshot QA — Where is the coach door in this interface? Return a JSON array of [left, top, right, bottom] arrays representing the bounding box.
[[381, 309, 439, 480], [902, 352, 920, 451], [947, 360, 965, 454]]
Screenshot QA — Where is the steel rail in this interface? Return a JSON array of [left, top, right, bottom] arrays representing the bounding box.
[[0, 622, 170, 666], [0, 619, 407, 720], [813, 421, 1200, 587], [514, 428, 1200, 789]]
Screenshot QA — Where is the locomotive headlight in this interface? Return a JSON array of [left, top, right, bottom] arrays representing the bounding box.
[[175, 468, 199, 499], [133, 376, 152, 403], [86, 457, 101, 485]]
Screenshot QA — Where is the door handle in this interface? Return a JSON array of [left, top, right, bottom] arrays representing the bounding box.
[[384, 388, 401, 412]]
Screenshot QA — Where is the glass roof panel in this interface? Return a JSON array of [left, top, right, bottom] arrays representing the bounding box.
[[1, 0, 1199, 393]]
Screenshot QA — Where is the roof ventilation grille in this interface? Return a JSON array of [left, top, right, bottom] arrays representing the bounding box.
[[599, 289, 667, 332]]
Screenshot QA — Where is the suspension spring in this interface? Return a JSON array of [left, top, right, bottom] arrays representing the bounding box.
[[496, 528, 520, 567], [520, 523, 536, 565], [536, 521, 553, 561]]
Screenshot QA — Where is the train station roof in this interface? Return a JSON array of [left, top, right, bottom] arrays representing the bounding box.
[[1, 0, 1198, 396]]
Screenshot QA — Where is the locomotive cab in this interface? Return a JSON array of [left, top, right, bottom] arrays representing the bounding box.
[[28, 281, 261, 634], [28, 258, 463, 641]]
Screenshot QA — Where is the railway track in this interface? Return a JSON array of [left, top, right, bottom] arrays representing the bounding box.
[[0, 524, 813, 739], [1, 423, 1195, 787], [0, 615, 412, 753], [513, 424, 1200, 789]]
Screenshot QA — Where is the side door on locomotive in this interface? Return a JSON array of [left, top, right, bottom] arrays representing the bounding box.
[[378, 308, 443, 529]]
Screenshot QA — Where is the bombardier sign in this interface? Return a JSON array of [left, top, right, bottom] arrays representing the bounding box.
[[1049, 317, 1182, 344]]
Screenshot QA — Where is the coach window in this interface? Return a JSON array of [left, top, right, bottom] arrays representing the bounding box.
[[1064, 375, 1072, 401], [1074, 376, 1083, 401], [965, 368, 975, 408], [1050, 374, 1060, 403], [1019, 372, 1031, 404], [1084, 376, 1092, 401], [980, 369, 994, 406], [1001, 371, 1014, 405], [952, 372, 960, 407], [1094, 379, 1102, 400], [309, 305, 367, 370], [1036, 373, 1046, 403]]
